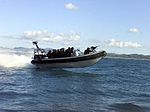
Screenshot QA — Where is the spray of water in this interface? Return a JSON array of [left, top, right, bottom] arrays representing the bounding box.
[[0, 53, 31, 68]]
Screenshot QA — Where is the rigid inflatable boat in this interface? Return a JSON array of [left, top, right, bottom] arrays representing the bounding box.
[[31, 41, 106, 68]]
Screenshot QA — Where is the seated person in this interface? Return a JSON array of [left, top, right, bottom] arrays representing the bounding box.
[[90, 46, 97, 52], [84, 47, 91, 55]]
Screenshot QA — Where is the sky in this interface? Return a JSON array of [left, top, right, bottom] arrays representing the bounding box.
[[0, 0, 150, 54]]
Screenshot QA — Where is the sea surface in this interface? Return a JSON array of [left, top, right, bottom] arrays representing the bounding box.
[[0, 58, 150, 112]]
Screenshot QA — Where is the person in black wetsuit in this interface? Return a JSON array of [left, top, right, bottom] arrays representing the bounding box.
[[90, 46, 97, 52], [47, 50, 52, 58], [84, 47, 91, 55]]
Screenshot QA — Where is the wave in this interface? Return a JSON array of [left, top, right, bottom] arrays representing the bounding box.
[[0, 54, 31, 68], [110, 103, 144, 112], [0, 47, 32, 68]]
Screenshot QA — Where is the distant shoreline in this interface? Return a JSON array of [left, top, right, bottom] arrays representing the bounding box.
[[106, 56, 150, 61], [0, 46, 150, 61], [105, 53, 150, 61]]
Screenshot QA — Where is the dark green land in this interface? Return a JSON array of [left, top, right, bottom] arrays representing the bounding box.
[[106, 53, 150, 60]]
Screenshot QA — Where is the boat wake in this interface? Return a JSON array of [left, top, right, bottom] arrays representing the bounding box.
[[0, 53, 31, 68]]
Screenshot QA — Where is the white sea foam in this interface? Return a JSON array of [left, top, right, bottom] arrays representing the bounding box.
[[0, 54, 31, 68]]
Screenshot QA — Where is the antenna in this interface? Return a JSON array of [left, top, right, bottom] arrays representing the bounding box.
[[32, 41, 40, 50]]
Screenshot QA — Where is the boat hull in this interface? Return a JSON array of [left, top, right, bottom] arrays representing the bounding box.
[[31, 51, 106, 68]]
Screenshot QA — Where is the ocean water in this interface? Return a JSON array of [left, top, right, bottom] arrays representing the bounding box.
[[0, 58, 150, 112]]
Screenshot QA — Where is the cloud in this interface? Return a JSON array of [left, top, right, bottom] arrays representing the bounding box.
[[128, 28, 140, 33], [65, 3, 78, 10], [108, 38, 142, 48], [23, 30, 80, 43]]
